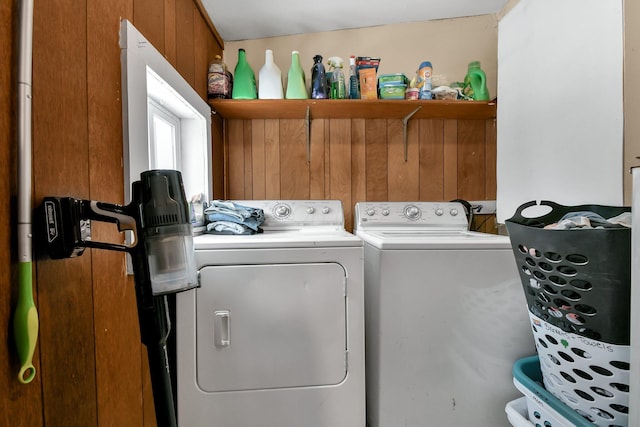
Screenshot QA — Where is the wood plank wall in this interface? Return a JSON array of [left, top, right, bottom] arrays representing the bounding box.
[[0, 1, 223, 426], [224, 117, 497, 232]]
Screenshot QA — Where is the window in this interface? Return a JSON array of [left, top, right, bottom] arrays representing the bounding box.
[[120, 19, 212, 205], [148, 99, 181, 169]]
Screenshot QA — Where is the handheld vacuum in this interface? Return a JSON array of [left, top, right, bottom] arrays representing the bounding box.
[[38, 169, 197, 427]]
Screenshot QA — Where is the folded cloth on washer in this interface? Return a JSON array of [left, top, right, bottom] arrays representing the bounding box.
[[204, 200, 265, 234], [206, 220, 263, 235]]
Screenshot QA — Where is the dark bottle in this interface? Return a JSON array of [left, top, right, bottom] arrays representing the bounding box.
[[310, 55, 328, 99], [207, 55, 231, 99]]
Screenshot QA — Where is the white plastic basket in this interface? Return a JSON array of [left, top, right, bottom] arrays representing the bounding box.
[[505, 397, 534, 427], [529, 312, 629, 426]]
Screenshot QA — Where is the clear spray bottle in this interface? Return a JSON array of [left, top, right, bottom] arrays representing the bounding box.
[[348, 55, 359, 99]]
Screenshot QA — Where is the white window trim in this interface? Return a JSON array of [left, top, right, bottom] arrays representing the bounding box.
[[119, 19, 212, 204]]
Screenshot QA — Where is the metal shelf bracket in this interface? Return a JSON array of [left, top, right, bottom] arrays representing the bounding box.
[[402, 106, 422, 161]]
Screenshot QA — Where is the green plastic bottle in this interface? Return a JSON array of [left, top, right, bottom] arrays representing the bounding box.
[[286, 51, 308, 99], [232, 48, 257, 99], [463, 61, 490, 101]]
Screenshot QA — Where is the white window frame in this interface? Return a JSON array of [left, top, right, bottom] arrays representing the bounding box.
[[119, 19, 212, 205]]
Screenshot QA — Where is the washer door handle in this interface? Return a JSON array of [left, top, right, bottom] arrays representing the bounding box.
[[214, 310, 230, 347]]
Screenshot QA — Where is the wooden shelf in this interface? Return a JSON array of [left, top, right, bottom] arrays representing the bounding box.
[[209, 99, 496, 120]]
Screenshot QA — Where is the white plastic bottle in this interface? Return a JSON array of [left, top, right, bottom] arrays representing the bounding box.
[[258, 49, 284, 99]]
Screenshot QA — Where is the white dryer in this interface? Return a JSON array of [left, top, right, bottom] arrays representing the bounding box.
[[354, 201, 535, 427], [177, 200, 365, 427]]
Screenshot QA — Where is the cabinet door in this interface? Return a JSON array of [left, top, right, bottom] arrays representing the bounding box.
[[497, 0, 623, 222], [196, 263, 347, 392]]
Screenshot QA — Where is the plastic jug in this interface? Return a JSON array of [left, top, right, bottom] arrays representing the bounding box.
[[285, 51, 308, 99], [232, 48, 257, 99], [463, 61, 490, 101], [258, 49, 284, 99]]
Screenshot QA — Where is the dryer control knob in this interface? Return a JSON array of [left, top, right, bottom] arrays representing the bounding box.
[[435, 208, 444, 216], [322, 207, 331, 214], [450, 208, 459, 216], [306, 207, 315, 214], [404, 205, 421, 220], [366, 208, 375, 216], [274, 204, 291, 218], [381, 209, 390, 216]]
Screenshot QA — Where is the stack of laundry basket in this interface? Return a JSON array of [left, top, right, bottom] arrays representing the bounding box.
[[504, 200, 632, 427]]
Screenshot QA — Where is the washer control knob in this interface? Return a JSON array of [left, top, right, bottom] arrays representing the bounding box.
[[306, 207, 315, 214], [404, 205, 421, 220], [381, 209, 390, 216], [274, 204, 291, 218], [435, 208, 444, 216], [366, 208, 375, 216], [322, 207, 331, 214], [450, 208, 459, 216]]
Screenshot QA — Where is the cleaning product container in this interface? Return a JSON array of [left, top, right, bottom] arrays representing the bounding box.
[[310, 54, 328, 99], [505, 200, 631, 426], [417, 61, 433, 100], [348, 55, 359, 99], [285, 50, 308, 99], [207, 55, 231, 99], [232, 48, 257, 99], [463, 61, 490, 101], [258, 49, 283, 99], [327, 57, 346, 99], [378, 74, 408, 100]]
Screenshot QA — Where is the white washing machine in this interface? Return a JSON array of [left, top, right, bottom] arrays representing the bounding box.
[[354, 201, 535, 427], [177, 200, 365, 427]]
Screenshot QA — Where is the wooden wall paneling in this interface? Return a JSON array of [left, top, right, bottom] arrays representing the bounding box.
[[442, 120, 458, 201], [243, 120, 253, 199], [87, 2, 143, 426], [365, 119, 388, 201], [485, 118, 497, 200], [1, 2, 45, 425], [481, 118, 498, 233], [387, 118, 419, 201], [227, 120, 245, 199], [33, 0, 98, 424], [279, 119, 310, 199], [351, 119, 367, 211], [164, 0, 177, 66], [193, 9, 209, 100], [309, 118, 326, 200], [264, 119, 281, 199], [418, 119, 445, 200], [457, 120, 486, 200], [212, 116, 226, 199], [329, 119, 353, 231], [175, 0, 195, 86], [324, 119, 331, 199], [251, 119, 266, 199], [133, 0, 165, 53]]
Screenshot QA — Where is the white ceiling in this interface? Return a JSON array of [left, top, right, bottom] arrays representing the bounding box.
[[202, 0, 510, 41]]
